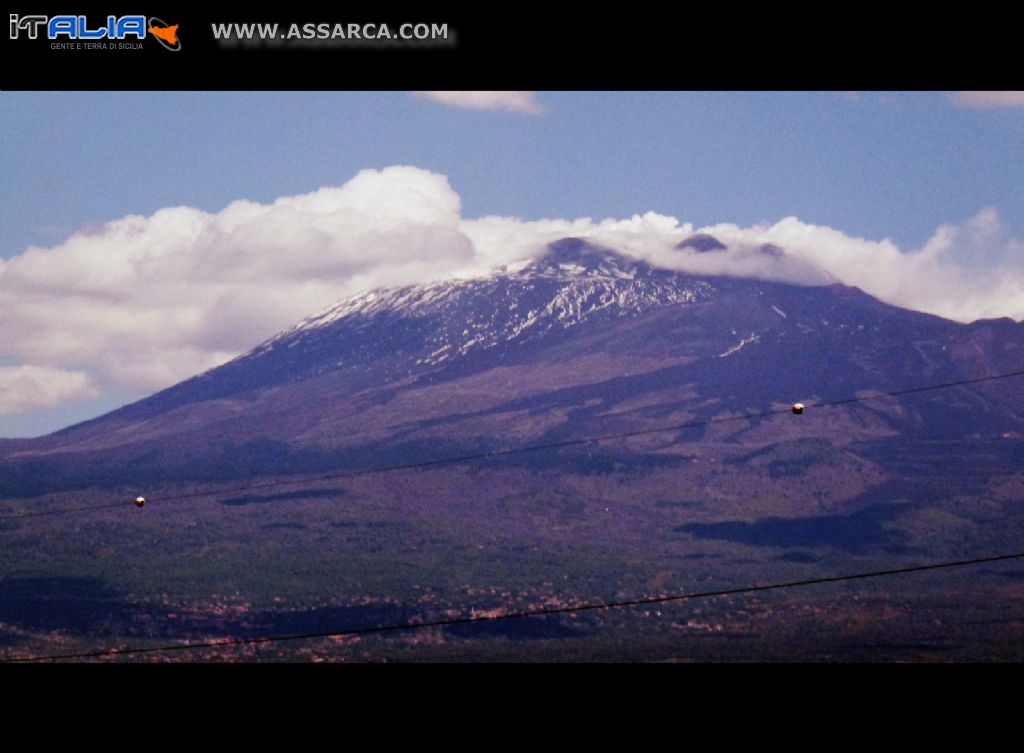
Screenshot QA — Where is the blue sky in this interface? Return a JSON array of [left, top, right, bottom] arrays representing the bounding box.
[[4, 91, 1022, 258], [1, 91, 1022, 437]]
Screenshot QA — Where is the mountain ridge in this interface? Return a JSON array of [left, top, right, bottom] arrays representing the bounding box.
[[2, 236, 1022, 498]]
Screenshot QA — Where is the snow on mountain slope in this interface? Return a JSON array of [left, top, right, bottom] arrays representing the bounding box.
[[5, 232, 1020, 502], [250, 238, 713, 369]]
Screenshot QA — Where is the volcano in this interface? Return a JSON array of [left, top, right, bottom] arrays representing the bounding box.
[[2, 236, 1023, 497]]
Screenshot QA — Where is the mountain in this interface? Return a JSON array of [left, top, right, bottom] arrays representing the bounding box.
[[677, 233, 727, 252], [3, 237, 1023, 497]]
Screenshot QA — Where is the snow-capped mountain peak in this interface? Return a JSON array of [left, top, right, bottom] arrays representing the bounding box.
[[253, 239, 713, 369]]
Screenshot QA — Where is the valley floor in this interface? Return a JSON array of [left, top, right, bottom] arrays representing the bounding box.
[[2, 445, 1022, 662]]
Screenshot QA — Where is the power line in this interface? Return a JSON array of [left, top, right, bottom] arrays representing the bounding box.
[[5, 550, 1023, 663], [4, 368, 1023, 523], [820, 370, 1024, 407], [5, 501, 125, 520]]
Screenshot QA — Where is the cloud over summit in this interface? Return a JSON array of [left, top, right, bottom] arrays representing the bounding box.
[[1, 165, 1021, 417]]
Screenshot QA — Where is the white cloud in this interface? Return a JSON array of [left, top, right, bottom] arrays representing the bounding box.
[[695, 209, 1024, 323], [0, 166, 472, 393], [460, 208, 1024, 323], [0, 365, 100, 416], [411, 91, 544, 114], [950, 91, 1024, 108], [1, 165, 1022, 420]]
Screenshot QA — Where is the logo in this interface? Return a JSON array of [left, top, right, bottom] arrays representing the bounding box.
[[9, 14, 181, 51], [148, 17, 181, 51]]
